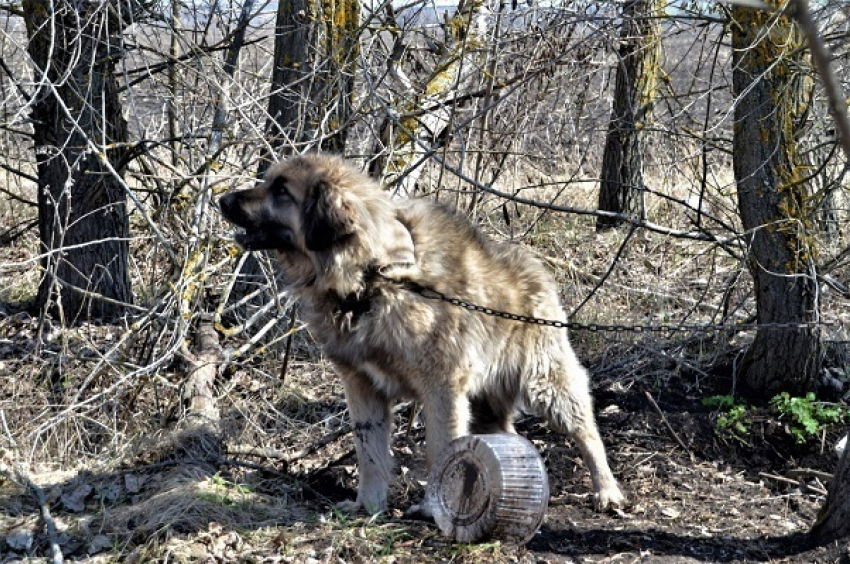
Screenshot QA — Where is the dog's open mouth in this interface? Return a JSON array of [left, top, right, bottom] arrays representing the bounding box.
[[233, 227, 296, 251]]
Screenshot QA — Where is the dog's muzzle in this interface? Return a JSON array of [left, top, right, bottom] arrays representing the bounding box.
[[219, 193, 296, 251]]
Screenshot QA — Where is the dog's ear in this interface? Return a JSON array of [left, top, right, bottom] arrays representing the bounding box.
[[303, 180, 355, 251], [377, 217, 419, 279]]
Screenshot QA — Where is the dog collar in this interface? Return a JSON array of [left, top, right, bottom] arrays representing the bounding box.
[[333, 261, 418, 321]]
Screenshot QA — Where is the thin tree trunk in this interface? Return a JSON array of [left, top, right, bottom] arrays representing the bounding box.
[[596, 0, 662, 231], [180, 0, 255, 421], [731, 4, 821, 398], [168, 0, 182, 169], [317, 0, 360, 153], [370, 0, 486, 196], [24, 0, 132, 323], [811, 430, 850, 543], [182, 319, 222, 425], [260, 0, 311, 174], [260, 0, 360, 173]]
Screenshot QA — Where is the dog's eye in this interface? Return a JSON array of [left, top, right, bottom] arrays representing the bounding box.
[[269, 176, 292, 201]]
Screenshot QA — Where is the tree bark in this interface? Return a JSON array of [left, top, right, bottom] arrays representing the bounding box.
[[182, 320, 222, 425], [24, 0, 132, 323], [260, 0, 360, 172], [318, 0, 360, 153], [261, 0, 312, 172], [596, 0, 662, 231], [731, 4, 821, 399], [810, 430, 850, 543], [370, 0, 487, 196]]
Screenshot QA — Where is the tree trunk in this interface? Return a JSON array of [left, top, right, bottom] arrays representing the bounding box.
[[810, 431, 850, 543], [261, 0, 360, 172], [317, 0, 360, 153], [731, 4, 821, 399], [182, 320, 222, 425], [596, 0, 662, 231], [261, 0, 312, 172], [370, 0, 487, 195], [24, 0, 132, 323]]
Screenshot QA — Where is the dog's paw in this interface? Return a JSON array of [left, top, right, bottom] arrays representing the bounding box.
[[403, 501, 435, 522], [593, 486, 627, 513], [333, 500, 365, 516], [334, 498, 389, 516]]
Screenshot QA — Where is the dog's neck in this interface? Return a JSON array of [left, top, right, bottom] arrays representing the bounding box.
[[327, 261, 417, 320]]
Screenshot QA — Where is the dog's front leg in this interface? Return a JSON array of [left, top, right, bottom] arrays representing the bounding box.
[[423, 390, 471, 468], [338, 371, 393, 515], [405, 388, 471, 519]]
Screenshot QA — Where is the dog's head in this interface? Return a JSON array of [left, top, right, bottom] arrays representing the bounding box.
[[220, 154, 417, 290], [220, 154, 362, 253]]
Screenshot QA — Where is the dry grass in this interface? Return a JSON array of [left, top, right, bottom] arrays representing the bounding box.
[[1, 167, 848, 559], [1, 8, 850, 559]]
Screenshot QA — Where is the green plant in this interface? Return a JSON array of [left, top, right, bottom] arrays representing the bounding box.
[[769, 392, 848, 444], [702, 395, 752, 440], [377, 527, 412, 557]]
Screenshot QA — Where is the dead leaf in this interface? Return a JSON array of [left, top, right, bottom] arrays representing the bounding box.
[[61, 483, 93, 512], [6, 527, 34, 551], [661, 507, 680, 519]]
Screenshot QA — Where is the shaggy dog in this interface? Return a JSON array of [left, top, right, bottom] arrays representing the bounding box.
[[219, 154, 625, 515]]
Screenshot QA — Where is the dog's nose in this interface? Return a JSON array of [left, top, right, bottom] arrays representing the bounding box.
[[219, 193, 238, 219], [219, 192, 233, 212], [219, 192, 254, 227]]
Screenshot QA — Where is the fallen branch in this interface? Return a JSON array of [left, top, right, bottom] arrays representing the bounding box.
[[759, 471, 800, 488], [786, 468, 834, 482], [0, 463, 64, 564], [758, 471, 828, 496], [230, 424, 351, 466], [644, 391, 694, 461], [229, 402, 416, 466], [0, 218, 37, 245]]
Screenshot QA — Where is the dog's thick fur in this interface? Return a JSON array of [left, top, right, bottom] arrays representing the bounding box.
[[220, 154, 625, 514]]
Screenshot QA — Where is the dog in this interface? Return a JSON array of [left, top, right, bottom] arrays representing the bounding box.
[[219, 154, 625, 515]]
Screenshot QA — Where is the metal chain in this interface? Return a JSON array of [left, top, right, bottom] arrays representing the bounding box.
[[398, 279, 834, 334]]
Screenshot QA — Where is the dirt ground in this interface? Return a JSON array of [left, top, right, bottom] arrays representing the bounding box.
[[293, 376, 849, 564], [1, 313, 848, 563]]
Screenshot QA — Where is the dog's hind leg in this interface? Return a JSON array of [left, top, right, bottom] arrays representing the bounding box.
[[469, 394, 516, 434], [523, 347, 625, 512], [338, 370, 393, 515]]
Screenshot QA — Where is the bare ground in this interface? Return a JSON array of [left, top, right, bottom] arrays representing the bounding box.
[[1, 312, 848, 563], [1, 206, 848, 563]]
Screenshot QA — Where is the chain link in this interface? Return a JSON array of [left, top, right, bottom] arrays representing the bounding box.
[[398, 279, 833, 334]]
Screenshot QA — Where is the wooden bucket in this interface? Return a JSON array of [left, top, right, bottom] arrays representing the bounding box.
[[426, 434, 549, 544]]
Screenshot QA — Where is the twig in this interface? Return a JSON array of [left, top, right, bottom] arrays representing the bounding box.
[[0, 409, 15, 446], [0, 218, 37, 245], [759, 471, 800, 487], [230, 424, 351, 466], [644, 390, 694, 461], [571, 225, 638, 318], [429, 152, 729, 243], [759, 471, 828, 495], [786, 468, 834, 482], [26, 470, 63, 564], [2, 415, 61, 561], [790, 0, 850, 162], [230, 402, 416, 466], [0, 464, 64, 564], [280, 305, 298, 384], [216, 455, 331, 505]]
